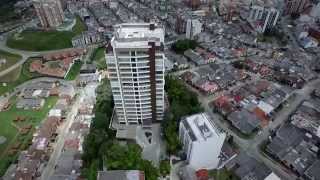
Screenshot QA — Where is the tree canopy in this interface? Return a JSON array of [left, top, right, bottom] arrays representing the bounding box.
[[171, 39, 198, 54], [163, 76, 203, 154], [81, 79, 159, 180]]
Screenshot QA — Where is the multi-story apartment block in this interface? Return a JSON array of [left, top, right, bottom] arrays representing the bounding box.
[[248, 1, 280, 33], [33, 0, 65, 28], [179, 113, 226, 170], [285, 0, 310, 15], [106, 23, 165, 127], [186, 18, 203, 39]]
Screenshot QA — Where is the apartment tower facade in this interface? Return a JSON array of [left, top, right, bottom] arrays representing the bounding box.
[[285, 0, 310, 15], [106, 23, 165, 127], [33, 0, 65, 28], [248, 5, 280, 33]]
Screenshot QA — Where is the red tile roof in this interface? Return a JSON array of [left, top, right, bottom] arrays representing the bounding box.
[[196, 169, 209, 180]]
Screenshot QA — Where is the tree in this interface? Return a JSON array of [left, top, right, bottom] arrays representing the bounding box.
[[162, 76, 203, 154], [160, 160, 171, 176], [104, 143, 159, 180], [81, 159, 99, 180], [82, 79, 160, 180], [171, 39, 198, 54]]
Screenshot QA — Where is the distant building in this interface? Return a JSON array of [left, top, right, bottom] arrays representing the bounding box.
[[176, 14, 187, 34], [226, 153, 281, 180], [185, 0, 201, 10], [179, 113, 226, 170], [97, 170, 145, 180], [33, 0, 65, 28], [184, 49, 206, 66], [285, 0, 310, 15], [72, 31, 103, 48], [186, 19, 202, 39], [106, 23, 165, 127], [159, 0, 168, 19], [16, 98, 45, 110], [248, 2, 280, 33]]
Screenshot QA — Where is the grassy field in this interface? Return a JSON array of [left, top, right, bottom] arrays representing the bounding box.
[[0, 58, 42, 96], [65, 61, 83, 80], [0, 65, 22, 83], [92, 47, 106, 70], [0, 96, 58, 176], [6, 16, 87, 51], [0, 50, 22, 71], [209, 168, 239, 180]]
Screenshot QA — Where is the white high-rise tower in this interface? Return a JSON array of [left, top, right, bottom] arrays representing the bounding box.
[[106, 23, 165, 127]]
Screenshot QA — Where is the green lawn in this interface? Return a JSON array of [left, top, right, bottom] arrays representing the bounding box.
[[92, 47, 106, 70], [0, 58, 42, 96], [6, 16, 87, 51], [209, 168, 239, 180], [65, 61, 83, 80], [0, 96, 58, 176], [72, 16, 87, 35], [0, 50, 22, 71]]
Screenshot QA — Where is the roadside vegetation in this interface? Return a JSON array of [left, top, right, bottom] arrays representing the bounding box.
[[159, 160, 171, 176], [81, 80, 160, 180], [171, 39, 197, 54], [6, 16, 87, 51], [82, 80, 159, 180], [65, 61, 83, 80], [92, 47, 107, 70], [162, 75, 203, 154], [209, 168, 239, 180], [0, 96, 58, 176]]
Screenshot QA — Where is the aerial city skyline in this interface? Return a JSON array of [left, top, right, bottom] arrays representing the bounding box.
[[0, 0, 319, 180]]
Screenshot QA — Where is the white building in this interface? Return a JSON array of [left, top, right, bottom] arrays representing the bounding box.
[[186, 19, 202, 39], [179, 113, 226, 170], [310, 3, 320, 19], [248, 3, 280, 33], [106, 23, 165, 127]]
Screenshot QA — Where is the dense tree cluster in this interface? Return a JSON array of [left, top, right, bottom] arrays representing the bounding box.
[[171, 39, 198, 54], [81, 80, 114, 179], [105, 143, 159, 180], [81, 80, 159, 180], [163, 76, 203, 154], [159, 160, 171, 176]]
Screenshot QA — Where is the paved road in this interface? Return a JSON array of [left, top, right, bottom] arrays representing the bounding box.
[[40, 87, 84, 180]]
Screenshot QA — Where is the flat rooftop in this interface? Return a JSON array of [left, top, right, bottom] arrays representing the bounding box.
[[183, 113, 225, 142], [114, 23, 164, 43]]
